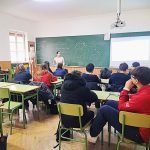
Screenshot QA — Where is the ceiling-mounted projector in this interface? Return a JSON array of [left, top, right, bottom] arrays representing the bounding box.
[[111, 15, 126, 28], [111, 0, 126, 29]]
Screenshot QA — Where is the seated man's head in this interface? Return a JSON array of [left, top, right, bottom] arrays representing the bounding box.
[[64, 70, 86, 88], [71, 70, 82, 77], [119, 63, 128, 73], [57, 63, 63, 69], [131, 62, 140, 70], [18, 64, 25, 72], [86, 63, 94, 73], [131, 67, 150, 87]]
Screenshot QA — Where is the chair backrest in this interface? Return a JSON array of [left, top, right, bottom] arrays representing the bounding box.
[[119, 111, 150, 128], [0, 88, 10, 99], [0, 74, 6, 82], [57, 103, 83, 117], [57, 76, 62, 79]]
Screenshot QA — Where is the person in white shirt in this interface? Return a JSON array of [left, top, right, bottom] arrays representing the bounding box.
[[53, 51, 65, 67]]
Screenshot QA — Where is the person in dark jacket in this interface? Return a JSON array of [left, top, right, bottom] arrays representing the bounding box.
[[53, 63, 67, 79], [108, 63, 130, 92], [60, 71, 98, 128], [14, 64, 32, 84], [82, 63, 101, 90]]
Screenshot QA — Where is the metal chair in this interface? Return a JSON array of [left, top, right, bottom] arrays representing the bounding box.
[[117, 111, 150, 150], [57, 102, 92, 150], [0, 88, 22, 134]]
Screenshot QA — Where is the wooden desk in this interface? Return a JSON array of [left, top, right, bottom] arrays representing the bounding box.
[[0, 82, 16, 87], [51, 79, 64, 96], [4, 84, 40, 128], [92, 90, 120, 102], [92, 90, 110, 100]]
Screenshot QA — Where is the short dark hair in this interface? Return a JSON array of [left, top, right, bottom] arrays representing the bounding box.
[[119, 63, 128, 71], [56, 51, 60, 54], [131, 66, 150, 85], [41, 64, 48, 70], [71, 70, 82, 76], [57, 63, 63, 69], [132, 62, 140, 68], [86, 63, 94, 73], [44, 61, 50, 67]]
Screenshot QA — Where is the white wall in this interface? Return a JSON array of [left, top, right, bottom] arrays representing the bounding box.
[[1, 9, 150, 62], [36, 9, 150, 37], [0, 13, 36, 61]]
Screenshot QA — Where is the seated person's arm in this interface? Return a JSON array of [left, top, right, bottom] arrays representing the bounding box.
[[118, 79, 140, 112], [84, 87, 98, 105]]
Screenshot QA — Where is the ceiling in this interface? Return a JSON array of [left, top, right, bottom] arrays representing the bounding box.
[[0, 0, 150, 21]]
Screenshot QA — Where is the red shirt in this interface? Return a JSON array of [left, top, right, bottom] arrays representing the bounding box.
[[34, 70, 57, 88], [118, 85, 150, 143]]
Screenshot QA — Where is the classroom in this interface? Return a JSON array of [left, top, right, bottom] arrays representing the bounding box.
[[0, 0, 150, 150]]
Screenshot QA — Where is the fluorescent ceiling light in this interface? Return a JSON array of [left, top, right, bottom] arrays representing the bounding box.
[[34, 0, 59, 2]]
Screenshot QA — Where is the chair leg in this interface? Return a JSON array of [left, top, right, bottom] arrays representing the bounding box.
[[146, 146, 150, 150], [101, 129, 104, 145], [71, 128, 73, 139], [2, 109, 4, 123], [108, 124, 111, 146], [83, 131, 88, 150], [59, 128, 61, 150], [116, 141, 122, 150], [10, 112, 14, 135]]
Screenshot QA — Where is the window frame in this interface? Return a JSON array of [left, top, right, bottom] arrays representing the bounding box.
[[9, 31, 28, 63]]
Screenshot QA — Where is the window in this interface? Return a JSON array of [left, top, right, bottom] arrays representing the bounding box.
[[110, 36, 150, 67], [9, 32, 28, 63]]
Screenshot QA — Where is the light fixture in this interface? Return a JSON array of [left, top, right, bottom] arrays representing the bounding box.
[[34, 0, 58, 2], [111, 0, 126, 28]]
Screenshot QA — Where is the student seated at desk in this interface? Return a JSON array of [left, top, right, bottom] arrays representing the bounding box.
[[108, 62, 130, 92], [0, 66, 4, 74], [60, 70, 98, 128], [14, 64, 32, 84], [33, 64, 57, 89], [82, 63, 101, 90], [53, 63, 67, 79], [128, 62, 140, 76], [88, 66, 150, 144], [44, 61, 53, 74], [100, 68, 112, 79]]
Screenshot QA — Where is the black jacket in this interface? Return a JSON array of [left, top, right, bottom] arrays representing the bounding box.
[[61, 73, 98, 113], [60, 73, 98, 127]]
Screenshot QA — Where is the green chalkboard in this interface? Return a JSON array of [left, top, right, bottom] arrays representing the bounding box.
[[36, 34, 110, 67]]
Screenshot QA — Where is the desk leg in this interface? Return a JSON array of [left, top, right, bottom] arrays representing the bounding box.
[[36, 89, 39, 120], [21, 94, 26, 129], [54, 85, 56, 97]]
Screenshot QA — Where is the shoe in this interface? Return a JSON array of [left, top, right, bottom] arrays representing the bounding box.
[[86, 132, 98, 144], [19, 109, 29, 123]]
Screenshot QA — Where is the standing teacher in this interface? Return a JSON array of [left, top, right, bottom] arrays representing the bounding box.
[[53, 51, 65, 67]]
